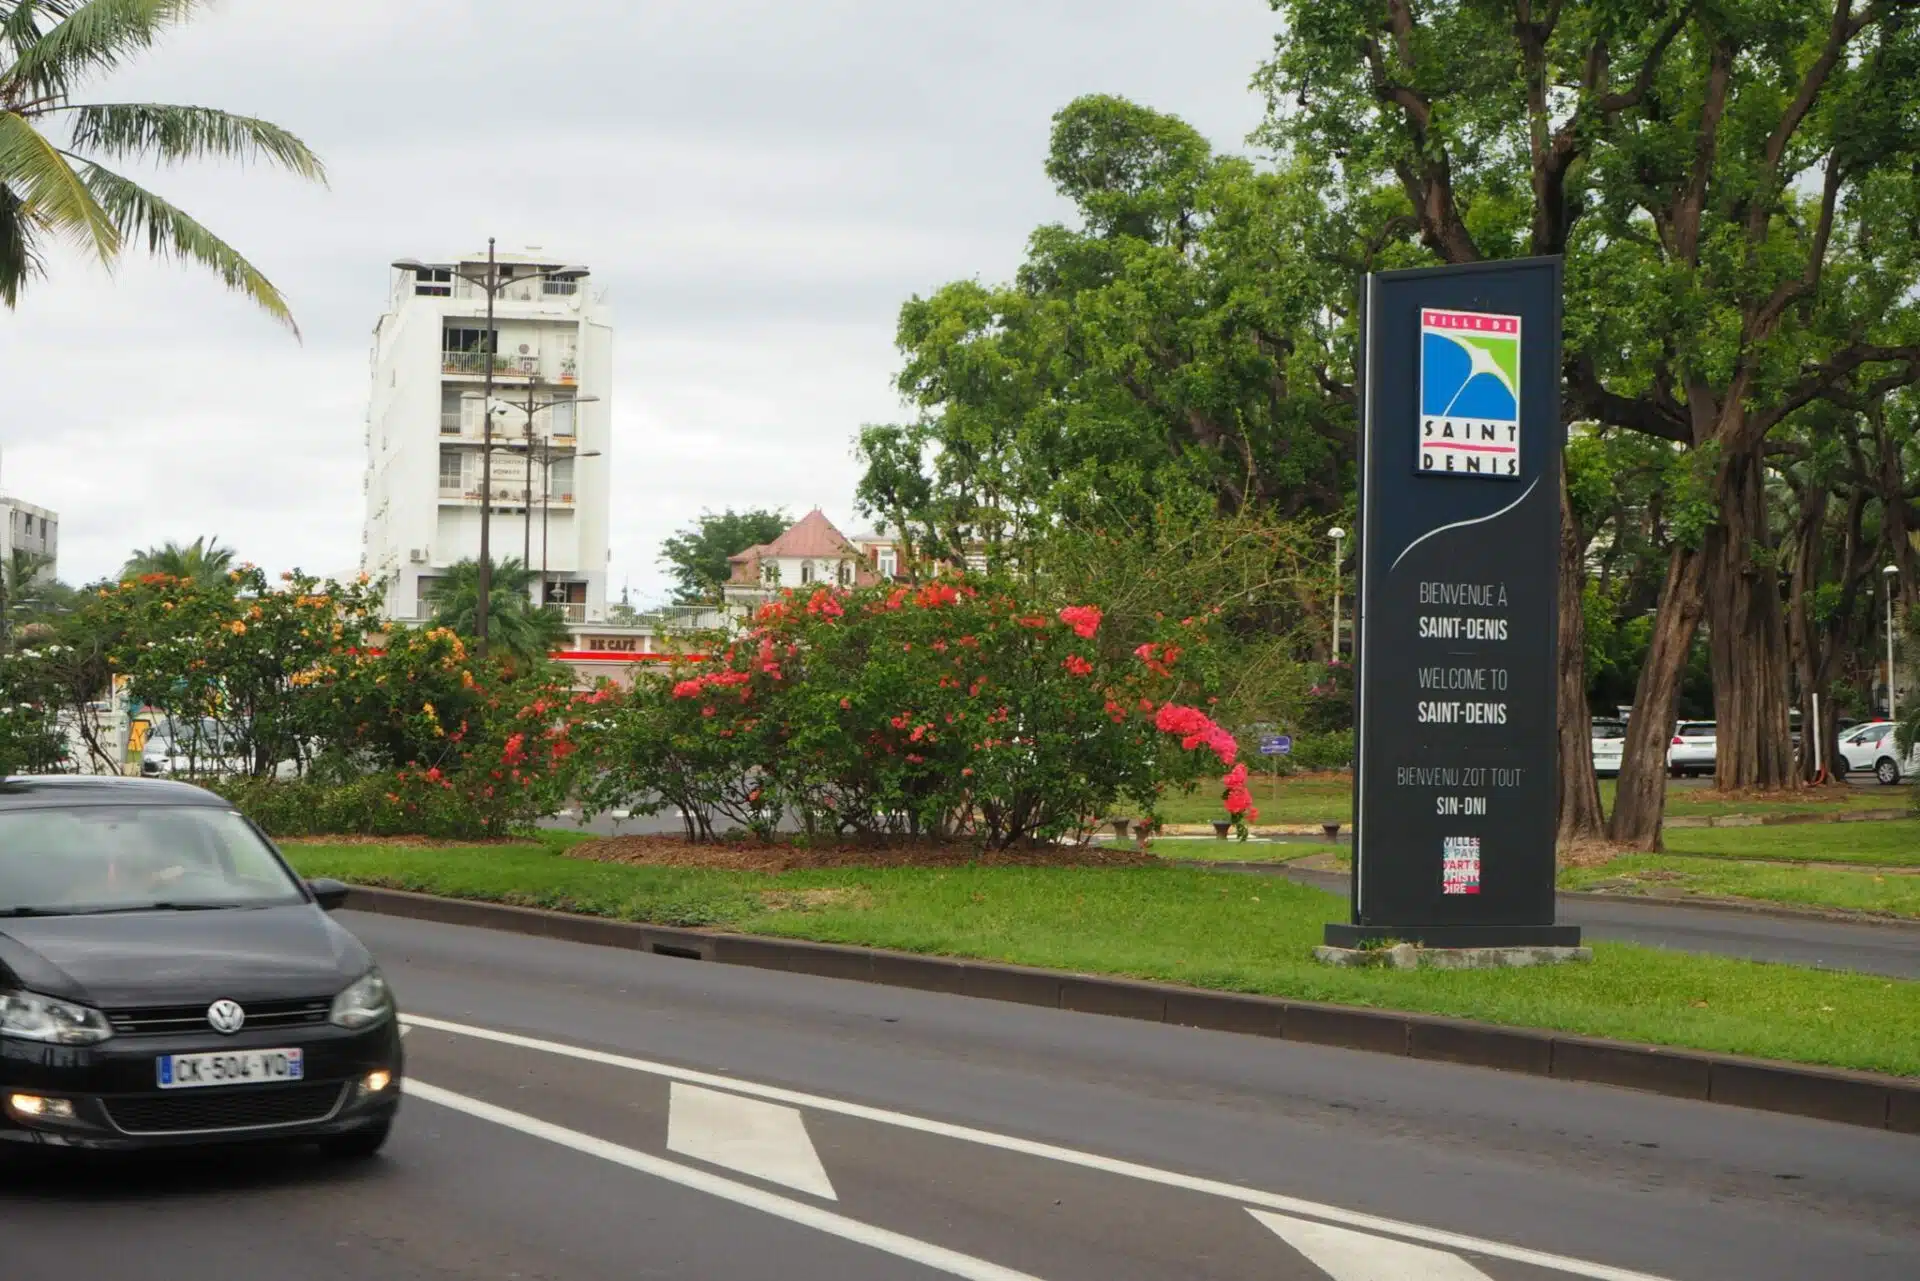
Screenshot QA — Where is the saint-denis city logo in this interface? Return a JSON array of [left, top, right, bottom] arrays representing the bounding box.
[[1418, 309, 1521, 479]]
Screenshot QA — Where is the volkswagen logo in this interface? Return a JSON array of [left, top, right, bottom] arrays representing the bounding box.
[[206, 1000, 247, 1035]]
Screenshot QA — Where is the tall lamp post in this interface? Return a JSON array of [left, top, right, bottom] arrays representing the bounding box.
[[534, 445, 601, 613], [488, 388, 599, 578], [392, 243, 588, 654], [1328, 526, 1346, 661], [1887, 564, 1902, 723]]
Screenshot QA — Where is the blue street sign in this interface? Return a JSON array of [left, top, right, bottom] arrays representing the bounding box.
[[1259, 735, 1292, 757]]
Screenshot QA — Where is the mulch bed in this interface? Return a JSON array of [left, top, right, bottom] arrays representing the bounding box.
[[562, 834, 1158, 874]]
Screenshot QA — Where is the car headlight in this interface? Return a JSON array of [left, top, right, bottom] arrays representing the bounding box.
[[0, 990, 114, 1045], [329, 969, 393, 1029]]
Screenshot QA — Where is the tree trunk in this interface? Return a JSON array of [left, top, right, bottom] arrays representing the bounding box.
[[1705, 447, 1798, 791], [1609, 545, 1707, 849], [1556, 463, 1604, 844]]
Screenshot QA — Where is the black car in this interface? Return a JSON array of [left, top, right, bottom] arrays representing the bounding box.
[[0, 777, 401, 1157]]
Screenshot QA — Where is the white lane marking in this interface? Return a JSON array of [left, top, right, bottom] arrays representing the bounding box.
[[1252, 1210, 1495, 1280], [405, 1079, 1043, 1281], [401, 1014, 1674, 1281], [669, 1081, 837, 1200]]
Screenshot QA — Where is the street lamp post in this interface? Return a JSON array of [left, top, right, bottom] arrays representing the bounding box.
[[1887, 565, 1902, 723], [1328, 527, 1346, 661], [487, 389, 600, 584], [392, 245, 588, 655], [537, 446, 601, 615]]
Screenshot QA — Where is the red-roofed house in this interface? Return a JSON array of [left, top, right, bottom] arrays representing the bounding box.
[[723, 510, 892, 605]]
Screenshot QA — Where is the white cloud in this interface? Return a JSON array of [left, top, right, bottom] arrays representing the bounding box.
[[0, 0, 1277, 603]]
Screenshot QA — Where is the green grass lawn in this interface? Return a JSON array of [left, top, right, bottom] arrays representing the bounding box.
[[1661, 820, 1920, 867], [1139, 775, 1909, 826], [1562, 854, 1920, 920], [289, 838, 1920, 1078], [1146, 837, 1330, 864]]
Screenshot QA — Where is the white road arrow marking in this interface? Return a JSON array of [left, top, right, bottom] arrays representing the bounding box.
[[668, 1081, 837, 1200], [1251, 1210, 1495, 1280], [406, 1079, 1045, 1281], [403, 1014, 1677, 1281]]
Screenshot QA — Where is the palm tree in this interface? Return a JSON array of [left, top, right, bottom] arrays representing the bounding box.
[[1, 0, 326, 329], [121, 535, 235, 585], [427, 558, 570, 665], [0, 546, 54, 650]]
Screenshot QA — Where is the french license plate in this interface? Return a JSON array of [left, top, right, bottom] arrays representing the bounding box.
[[157, 1048, 304, 1090]]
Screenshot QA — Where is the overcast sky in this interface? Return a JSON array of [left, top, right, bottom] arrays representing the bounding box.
[[0, 0, 1277, 605]]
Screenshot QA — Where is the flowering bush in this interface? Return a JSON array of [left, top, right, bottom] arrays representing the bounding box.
[[583, 577, 1251, 845], [305, 626, 603, 836]]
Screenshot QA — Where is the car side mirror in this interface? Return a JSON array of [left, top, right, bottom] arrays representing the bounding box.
[[307, 878, 350, 912]]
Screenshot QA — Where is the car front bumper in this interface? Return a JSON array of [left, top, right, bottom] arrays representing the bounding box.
[[0, 1017, 402, 1151]]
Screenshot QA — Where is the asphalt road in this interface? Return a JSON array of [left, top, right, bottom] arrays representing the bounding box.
[[4, 912, 1914, 1280]]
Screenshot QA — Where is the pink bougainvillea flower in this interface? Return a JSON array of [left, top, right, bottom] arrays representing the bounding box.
[[1224, 786, 1254, 816], [1063, 654, 1094, 677], [1058, 605, 1103, 639], [1222, 762, 1248, 788], [840, 698, 852, 710]]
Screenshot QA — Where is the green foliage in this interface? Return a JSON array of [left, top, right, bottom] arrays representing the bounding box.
[[657, 508, 790, 604], [855, 95, 1357, 565], [120, 536, 236, 586], [583, 578, 1256, 844], [425, 557, 570, 666], [0, 0, 324, 324], [210, 775, 511, 843]]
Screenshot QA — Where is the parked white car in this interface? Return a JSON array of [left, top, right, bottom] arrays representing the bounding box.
[[1591, 719, 1626, 777], [1838, 721, 1917, 785], [1666, 721, 1716, 777]]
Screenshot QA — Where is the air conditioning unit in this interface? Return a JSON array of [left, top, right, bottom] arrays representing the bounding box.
[[408, 549, 427, 564]]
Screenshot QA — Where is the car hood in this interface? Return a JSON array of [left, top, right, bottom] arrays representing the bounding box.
[[0, 905, 370, 1007]]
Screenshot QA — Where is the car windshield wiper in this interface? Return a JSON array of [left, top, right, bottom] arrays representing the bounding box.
[[0, 906, 67, 918]]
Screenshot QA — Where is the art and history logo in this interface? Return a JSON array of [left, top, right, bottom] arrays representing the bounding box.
[[1418, 309, 1521, 479], [1441, 836, 1482, 895]]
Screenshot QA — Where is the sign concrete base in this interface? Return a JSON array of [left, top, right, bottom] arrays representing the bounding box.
[[1323, 922, 1582, 949], [1314, 941, 1592, 970]]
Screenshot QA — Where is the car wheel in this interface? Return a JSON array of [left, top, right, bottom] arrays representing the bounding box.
[[320, 1120, 392, 1160], [1876, 757, 1901, 786]]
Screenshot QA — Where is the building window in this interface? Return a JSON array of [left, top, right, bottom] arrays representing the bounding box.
[[547, 456, 575, 498], [542, 278, 577, 296], [876, 547, 897, 579], [416, 576, 444, 618], [800, 562, 815, 585], [441, 387, 467, 434], [442, 326, 497, 375], [762, 561, 781, 587], [413, 267, 451, 296], [547, 397, 576, 436], [837, 560, 854, 586], [439, 448, 464, 491]]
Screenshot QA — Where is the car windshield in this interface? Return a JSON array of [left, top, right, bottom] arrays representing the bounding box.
[[1592, 722, 1627, 740], [0, 805, 303, 916], [1678, 723, 1715, 737]]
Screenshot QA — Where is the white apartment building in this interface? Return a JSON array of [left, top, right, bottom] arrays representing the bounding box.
[[0, 493, 59, 583], [361, 250, 614, 624]]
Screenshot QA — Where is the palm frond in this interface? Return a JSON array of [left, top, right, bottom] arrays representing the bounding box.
[[0, 177, 45, 304], [1, 3, 87, 58], [76, 155, 295, 332], [0, 109, 115, 260], [4, 0, 202, 100], [63, 104, 326, 181]]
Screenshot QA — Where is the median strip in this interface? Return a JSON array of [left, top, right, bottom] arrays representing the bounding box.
[[350, 885, 1919, 1135]]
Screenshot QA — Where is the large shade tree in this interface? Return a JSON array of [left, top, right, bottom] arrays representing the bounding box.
[[0, 0, 325, 328], [1259, 0, 1920, 846]]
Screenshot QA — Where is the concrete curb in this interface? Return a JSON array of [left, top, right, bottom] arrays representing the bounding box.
[[341, 884, 1920, 1136]]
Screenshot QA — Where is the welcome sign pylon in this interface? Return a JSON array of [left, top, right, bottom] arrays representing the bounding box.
[[1329, 258, 1580, 949]]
